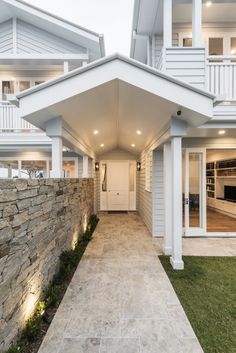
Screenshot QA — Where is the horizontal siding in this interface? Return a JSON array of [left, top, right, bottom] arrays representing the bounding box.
[[165, 48, 206, 89], [0, 20, 13, 53], [152, 150, 164, 237], [137, 150, 152, 235], [16, 19, 86, 54]]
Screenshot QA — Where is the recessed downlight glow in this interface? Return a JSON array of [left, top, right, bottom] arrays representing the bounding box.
[[100, 143, 104, 147], [206, 1, 212, 7], [131, 144, 136, 147], [93, 130, 99, 135], [136, 130, 142, 135], [218, 130, 226, 135], [231, 49, 236, 55]]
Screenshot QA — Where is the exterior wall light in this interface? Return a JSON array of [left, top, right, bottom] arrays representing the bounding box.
[[137, 162, 141, 171], [95, 162, 100, 171]]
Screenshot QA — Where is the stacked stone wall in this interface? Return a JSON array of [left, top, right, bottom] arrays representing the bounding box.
[[0, 178, 94, 352]]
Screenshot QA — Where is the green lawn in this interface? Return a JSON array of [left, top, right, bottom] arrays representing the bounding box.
[[159, 256, 236, 353]]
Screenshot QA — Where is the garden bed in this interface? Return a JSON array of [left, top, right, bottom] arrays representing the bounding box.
[[6, 214, 99, 353]]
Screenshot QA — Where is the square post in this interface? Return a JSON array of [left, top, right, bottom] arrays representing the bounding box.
[[82, 155, 89, 178], [170, 137, 184, 270], [192, 0, 202, 47], [163, 0, 172, 47], [51, 136, 63, 178], [163, 142, 172, 255]]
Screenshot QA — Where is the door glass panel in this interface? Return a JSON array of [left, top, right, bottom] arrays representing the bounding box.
[[0, 160, 18, 178], [129, 163, 135, 192], [183, 38, 192, 47], [189, 153, 201, 227], [101, 163, 107, 191], [19, 81, 30, 92], [209, 38, 223, 55], [2, 81, 14, 99]]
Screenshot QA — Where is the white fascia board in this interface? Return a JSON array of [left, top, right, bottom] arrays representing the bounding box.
[[17, 54, 214, 123], [0, 53, 89, 61]]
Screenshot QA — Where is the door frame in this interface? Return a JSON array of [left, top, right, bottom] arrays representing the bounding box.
[[183, 148, 207, 236]]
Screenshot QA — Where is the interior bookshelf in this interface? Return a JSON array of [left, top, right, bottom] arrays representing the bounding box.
[[206, 158, 236, 200]]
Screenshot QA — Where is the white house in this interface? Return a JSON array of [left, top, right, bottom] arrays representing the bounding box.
[[1, 0, 236, 269]]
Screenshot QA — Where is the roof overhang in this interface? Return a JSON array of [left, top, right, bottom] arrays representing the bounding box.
[[0, 0, 105, 60], [16, 54, 214, 156]]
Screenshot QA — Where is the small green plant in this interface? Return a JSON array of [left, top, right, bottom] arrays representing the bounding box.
[[46, 284, 66, 307], [5, 345, 22, 353]]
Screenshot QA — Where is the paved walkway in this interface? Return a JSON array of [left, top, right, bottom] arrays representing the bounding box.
[[38, 213, 203, 353]]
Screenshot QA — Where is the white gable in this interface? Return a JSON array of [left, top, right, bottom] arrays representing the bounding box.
[[16, 19, 87, 54], [0, 20, 13, 53]]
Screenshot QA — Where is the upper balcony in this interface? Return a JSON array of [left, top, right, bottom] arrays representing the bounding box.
[[131, 0, 236, 104]]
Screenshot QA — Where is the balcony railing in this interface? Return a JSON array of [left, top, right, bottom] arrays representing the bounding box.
[[206, 56, 236, 101], [0, 101, 37, 131]]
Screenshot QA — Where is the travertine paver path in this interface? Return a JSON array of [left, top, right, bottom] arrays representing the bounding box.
[[38, 213, 203, 353]]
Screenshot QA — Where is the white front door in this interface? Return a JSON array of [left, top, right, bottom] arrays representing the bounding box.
[[107, 161, 129, 210], [184, 148, 206, 236]]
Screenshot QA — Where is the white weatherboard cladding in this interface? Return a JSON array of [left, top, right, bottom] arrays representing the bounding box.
[[137, 149, 152, 235], [152, 149, 164, 237], [16, 19, 87, 54], [0, 20, 13, 53]]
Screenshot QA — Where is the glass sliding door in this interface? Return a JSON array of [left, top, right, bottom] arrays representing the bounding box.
[[184, 148, 206, 236]]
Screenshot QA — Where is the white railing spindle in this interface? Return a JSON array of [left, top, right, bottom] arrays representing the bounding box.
[[0, 101, 37, 131]]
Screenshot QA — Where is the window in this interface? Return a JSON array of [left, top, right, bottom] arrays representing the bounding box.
[[62, 160, 76, 178], [0, 161, 18, 178], [231, 38, 236, 55], [145, 151, 152, 192], [183, 38, 192, 47], [209, 38, 223, 56], [21, 160, 47, 178], [19, 81, 30, 92], [2, 81, 14, 99], [34, 81, 45, 86]]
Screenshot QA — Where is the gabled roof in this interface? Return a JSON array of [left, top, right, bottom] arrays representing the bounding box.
[[0, 0, 105, 60]]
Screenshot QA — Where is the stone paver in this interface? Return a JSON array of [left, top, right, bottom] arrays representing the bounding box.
[[154, 237, 236, 256], [38, 213, 203, 353]]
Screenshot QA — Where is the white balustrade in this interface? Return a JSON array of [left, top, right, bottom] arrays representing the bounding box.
[[0, 101, 37, 131], [206, 57, 236, 101]]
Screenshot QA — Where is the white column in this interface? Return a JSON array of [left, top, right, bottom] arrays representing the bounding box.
[[163, 0, 172, 47], [63, 61, 69, 74], [82, 155, 89, 178], [163, 142, 172, 255], [170, 137, 184, 270], [51, 137, 63, 178], [192, 0, 202, 47]]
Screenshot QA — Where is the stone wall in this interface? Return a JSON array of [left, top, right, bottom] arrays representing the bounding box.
[[0, 178, 94, 352]]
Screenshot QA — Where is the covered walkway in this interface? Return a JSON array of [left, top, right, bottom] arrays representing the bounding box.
[[38, 213, 203, 353]]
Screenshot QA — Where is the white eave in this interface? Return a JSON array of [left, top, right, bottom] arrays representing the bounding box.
[[0, 0, 105, 60]]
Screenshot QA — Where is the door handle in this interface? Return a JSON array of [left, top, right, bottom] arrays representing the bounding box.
[[185, 198, 189, 205]]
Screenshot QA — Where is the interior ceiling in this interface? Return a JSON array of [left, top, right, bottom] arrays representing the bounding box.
[[46, 80, 178, 155]]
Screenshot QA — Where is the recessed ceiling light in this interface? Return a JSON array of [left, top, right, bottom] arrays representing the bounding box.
[[94, 130, 99, 135], [231, 49, 236, 55], [100, 143, 104, 147], [131, 144, 135, 147], [136, 130, 142, 135], [206, 1, 212, 7], [218, 130, 226, 135]]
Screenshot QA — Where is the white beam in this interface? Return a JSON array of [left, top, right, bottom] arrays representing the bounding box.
[[163, 142, 172, 255], [163, 0, 172, 47], [63, 61, 69, 74], [170, 137, 184, 270], [192, 0, 202, 47], [12, 18, 17, 54], [82, 155, 89, 178], [51, 136, 63, 178]]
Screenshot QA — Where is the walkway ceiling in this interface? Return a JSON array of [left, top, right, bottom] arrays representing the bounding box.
[[17, 55, 214, 156]]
